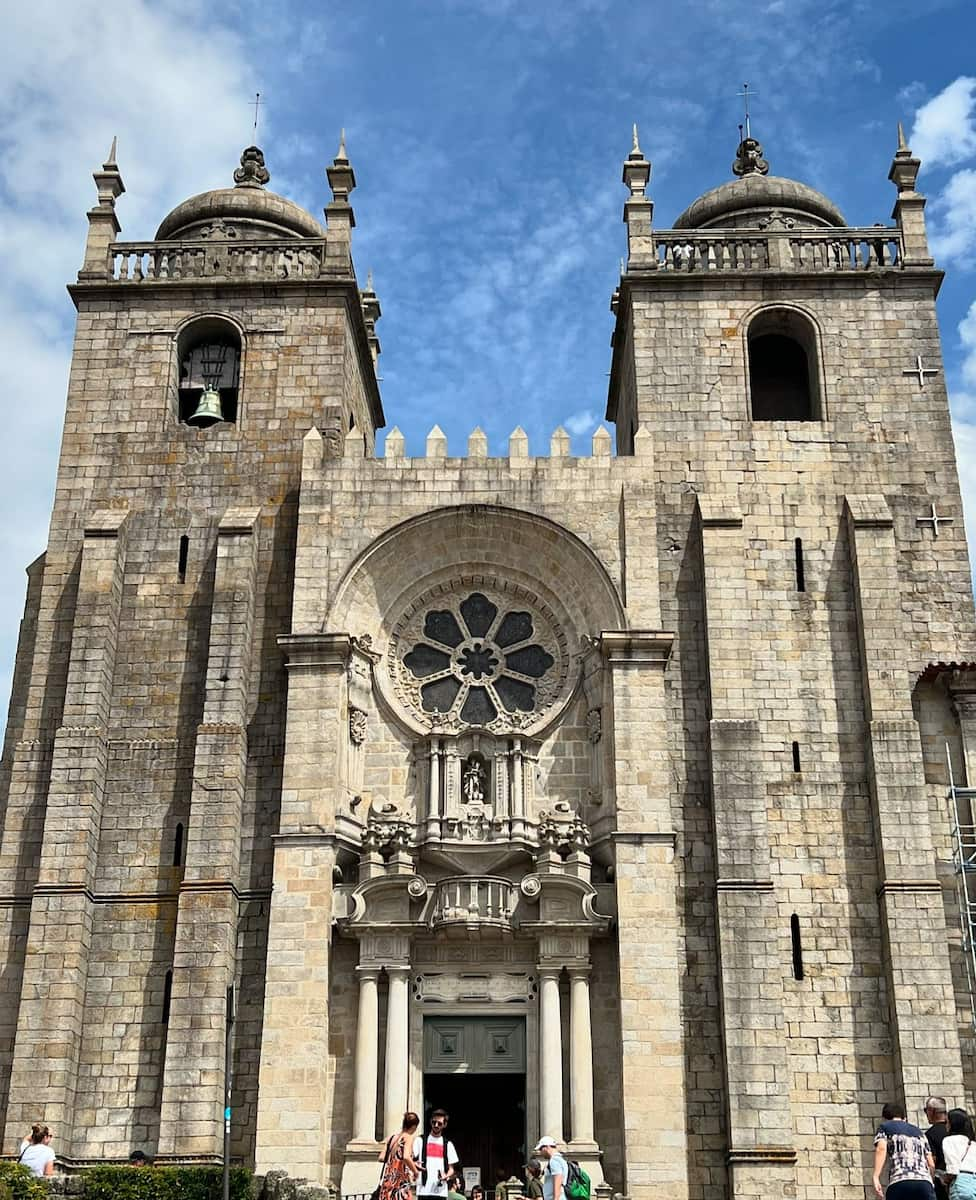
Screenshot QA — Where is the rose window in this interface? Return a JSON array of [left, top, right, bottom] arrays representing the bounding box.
[[399, 590, 560, 729]]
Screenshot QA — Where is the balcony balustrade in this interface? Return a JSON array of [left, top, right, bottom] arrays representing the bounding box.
[[106, 238, 330, 283], [429, 875, 518, 930], [650, 227, 904, 274]]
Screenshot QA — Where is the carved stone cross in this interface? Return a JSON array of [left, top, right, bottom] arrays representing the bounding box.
[[917, 503, 954, 537], [903, 355, 940, 388]]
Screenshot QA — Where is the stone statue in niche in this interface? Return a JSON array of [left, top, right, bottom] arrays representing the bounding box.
[[460, 753, 491, 840], [462, 755, 487, 804]]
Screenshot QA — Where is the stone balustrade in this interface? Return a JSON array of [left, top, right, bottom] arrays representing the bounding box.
[[107, 238, 330, 282], [429, 875, 518, 928], [650, 226, 904, 273]]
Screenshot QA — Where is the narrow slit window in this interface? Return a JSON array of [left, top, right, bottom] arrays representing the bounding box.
[[794, 537, 805, 592], [792, 740, 801, 773], [173, 822, 185, 867], [790, 913, 804, 980], [162, 969, 173, 1023], [178, 535, 189, 582]]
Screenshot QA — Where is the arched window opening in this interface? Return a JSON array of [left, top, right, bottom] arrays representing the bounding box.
[[177, 535, 189, 583], [173, 821, 185, 867], [747, 309, 821, 421], [749, 335, 811, 419], [177, 317, 241, 427]]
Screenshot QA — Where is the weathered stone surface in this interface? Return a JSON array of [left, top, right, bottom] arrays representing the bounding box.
[[0, 130, 973, 1200]]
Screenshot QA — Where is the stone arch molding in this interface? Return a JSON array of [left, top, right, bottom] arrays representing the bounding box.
[[328, 505, 624, 738]]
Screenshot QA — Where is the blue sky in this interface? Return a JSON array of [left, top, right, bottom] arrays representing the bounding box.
[[1, 0, 976, 719]]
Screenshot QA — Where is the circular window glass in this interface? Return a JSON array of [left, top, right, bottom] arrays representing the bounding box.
[[391, 585, 567, 732]]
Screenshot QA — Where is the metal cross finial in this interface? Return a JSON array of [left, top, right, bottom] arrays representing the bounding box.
[[738, 82, 758, 139], [903, 355, 940, 388], [917, 503, 954, 537], [252, 92, 262, 140]]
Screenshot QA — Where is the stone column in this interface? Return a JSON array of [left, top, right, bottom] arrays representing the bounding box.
[[568, 965, 595, 1147], [846, 495, 964, 1111], [3, 509, 128, 1156], [538, 965, 563, 1140], [384, 964, 411, 1134], [427, 738, 441, 839], [352, 966, 380, 1142]]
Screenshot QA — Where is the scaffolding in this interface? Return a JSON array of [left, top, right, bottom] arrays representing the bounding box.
[[947, 748, 976, 1029]]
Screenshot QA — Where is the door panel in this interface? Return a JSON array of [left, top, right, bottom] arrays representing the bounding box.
[[424, 1016, 525, 1074]]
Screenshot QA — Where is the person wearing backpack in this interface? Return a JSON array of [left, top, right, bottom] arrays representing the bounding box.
[[414, 1108, 460, 1198], [534, 1137, 568, 1200], [533, 1137, 591, 1200]]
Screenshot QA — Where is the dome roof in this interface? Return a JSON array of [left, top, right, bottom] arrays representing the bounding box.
[[155, 146, 324, 241], [673, 137, 846, 230]]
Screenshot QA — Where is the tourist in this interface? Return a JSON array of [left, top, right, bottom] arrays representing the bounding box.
[[377, 1111, 420, 1200], [128, 1149, 151, 1166], [525, 1160, 544, 1200], [470, 1185, 484, 1200], [446, 1177, 465, 1199], [927, 1097, 952, 1200], [414, 1108, 460, 1198], [534, 1138, 567, 1200], [18, 1124, 55, 1178], [873, 1101, 936, 1199], [942, 1109, 976, 1198]]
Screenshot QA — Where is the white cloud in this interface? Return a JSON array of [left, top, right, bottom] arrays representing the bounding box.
[[898, 80, 928, 110], [910, 76, 976, 168], [929, 168, 976, 264], [951, 419, 976, 562], [564, 409, 599, 437], [0, 0, 262, 721], [962, 299, 976, 390]]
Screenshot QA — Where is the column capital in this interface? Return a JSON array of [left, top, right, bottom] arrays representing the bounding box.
[[567, 963, 591, 980], [384, 962, 412, 977], [537, 963, 563, 981], [355, 964, 381, 981]]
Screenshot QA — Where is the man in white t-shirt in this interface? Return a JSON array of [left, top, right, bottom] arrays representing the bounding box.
[[414, 1109, 460, 1197]]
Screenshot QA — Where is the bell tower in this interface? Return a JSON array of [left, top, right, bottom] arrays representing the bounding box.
[[608, 126, 974, 1198], [0, 134, 383, 1163]]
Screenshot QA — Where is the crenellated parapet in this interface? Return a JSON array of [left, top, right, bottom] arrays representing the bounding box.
[[342, 421, 624, 465]]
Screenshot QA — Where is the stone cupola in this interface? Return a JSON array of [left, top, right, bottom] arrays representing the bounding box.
[[674, 133, 846, 230], [155, 145, 326, 240]]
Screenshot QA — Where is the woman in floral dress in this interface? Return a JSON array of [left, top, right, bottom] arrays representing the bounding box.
[[378, 1111, 420, 1200]]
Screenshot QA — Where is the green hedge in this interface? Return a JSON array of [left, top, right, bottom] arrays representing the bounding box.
[[82, 1165, 251, 1200], [0, 1162, 50, 1200]]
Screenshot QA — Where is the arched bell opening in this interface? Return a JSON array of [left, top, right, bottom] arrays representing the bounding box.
[[746, 307, 822, 421], [176, 315, 242, 427]]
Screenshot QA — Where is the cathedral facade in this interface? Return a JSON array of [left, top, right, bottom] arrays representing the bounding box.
[[0, 123, 974, 1200]]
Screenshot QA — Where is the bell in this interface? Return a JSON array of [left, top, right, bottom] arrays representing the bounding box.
[[187, 386, 223, 427]]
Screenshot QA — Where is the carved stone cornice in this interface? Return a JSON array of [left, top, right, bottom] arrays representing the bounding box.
[[278, 631, 352, 672], [599, 630, 674, 668]]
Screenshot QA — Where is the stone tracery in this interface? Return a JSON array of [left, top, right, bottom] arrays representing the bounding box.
[[392, 583, 567, 734]]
